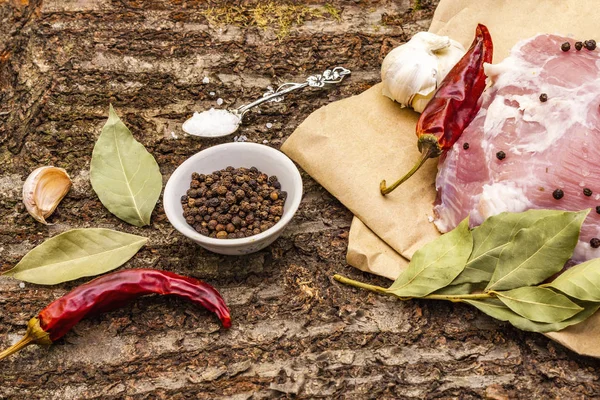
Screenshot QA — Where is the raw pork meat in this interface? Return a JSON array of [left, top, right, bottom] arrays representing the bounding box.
[[434, 34, 600, 261]]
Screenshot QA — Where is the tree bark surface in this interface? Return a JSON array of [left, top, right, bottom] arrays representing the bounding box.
[[1, 1, 599, 399]]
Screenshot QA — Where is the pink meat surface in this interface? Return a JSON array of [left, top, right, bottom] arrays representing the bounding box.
[[434, 34, 600, 261]]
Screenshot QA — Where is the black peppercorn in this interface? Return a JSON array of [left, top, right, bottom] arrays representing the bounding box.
[[591, 238, 600, 248], [561, 42, 571, 51], [231, 216, 242, 226], [496, 151, 506, 160], [575, 41, 583, 51], [584, 188, 593, 196], [215, 224, 226, 232], [585, 39, 597, 50], [270, 205, 284, 216], [553, 189, 564, 200], [539, 93, 548, 102], [463, 143, 469, 150], [596, 206, 600, 214], [225, 192, 236, 204]]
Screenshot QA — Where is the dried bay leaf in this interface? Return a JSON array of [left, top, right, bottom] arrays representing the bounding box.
[[90, 105, 162, 227], [452, 210, 559, 285], [2, 228, 147, 285], [547, 258, 600, 301], [387, 218, 472, 297], [493, 287, 583, 323], [433, 282, 485, 295], [485, 210, 588, 291], [465, 298, 599, 333]]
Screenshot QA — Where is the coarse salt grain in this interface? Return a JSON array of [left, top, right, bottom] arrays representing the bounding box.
[[19, 282, 25, 289], [427, 215, 434, 223], [266, 123, 273, 129], [202, 77, 210, 84], [182, 108, 241, 137], [217, 98, 224, 106], [209, 91, 215, 96]]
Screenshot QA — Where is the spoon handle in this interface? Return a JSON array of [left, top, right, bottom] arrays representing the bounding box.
[[235, 66, 351, 117]]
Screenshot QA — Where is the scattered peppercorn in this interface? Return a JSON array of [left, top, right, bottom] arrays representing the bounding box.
[[463, 143, 469, 150], [553, 189, 564, 200], [561, 42, 571, 51], [182, 167, 286, 239], [596, 206, 600, 214], [575, 41, 583, 51], [585, 39, 597, 50], [584, 188, 593, 196], [591, 238, 600, 248], [496, 151, 506, 160], [539, 93, 548, 102]]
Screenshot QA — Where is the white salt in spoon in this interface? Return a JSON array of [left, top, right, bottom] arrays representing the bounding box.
[[182, 67, 351, 138]]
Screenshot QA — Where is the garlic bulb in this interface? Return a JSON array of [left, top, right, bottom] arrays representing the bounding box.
[[23, 166, 72, 224], [381, 32, 466, 113]]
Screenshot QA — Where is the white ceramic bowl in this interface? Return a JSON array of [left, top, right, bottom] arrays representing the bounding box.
[[163, 142, 303, 255]]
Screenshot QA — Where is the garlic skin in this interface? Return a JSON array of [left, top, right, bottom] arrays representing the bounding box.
[[381, 32, 466, 113], [23, 166, 72, 224]]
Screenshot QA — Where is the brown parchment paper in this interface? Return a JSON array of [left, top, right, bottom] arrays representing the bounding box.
[[281, 0, 600, 358]]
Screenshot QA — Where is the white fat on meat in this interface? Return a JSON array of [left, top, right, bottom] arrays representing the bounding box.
[[433, 34, 600, 261]]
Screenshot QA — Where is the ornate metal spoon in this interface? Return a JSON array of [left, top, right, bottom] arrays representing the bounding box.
[[182, 66, 351, 138]]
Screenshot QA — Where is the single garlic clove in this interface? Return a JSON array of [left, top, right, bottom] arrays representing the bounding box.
[[23, 166, 72, 224]]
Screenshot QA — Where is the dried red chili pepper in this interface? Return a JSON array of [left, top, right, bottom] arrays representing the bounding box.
[[380, 24, 493, 195], [0, 269, 231, 360]]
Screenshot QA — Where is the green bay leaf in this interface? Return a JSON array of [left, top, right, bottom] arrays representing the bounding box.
[[547, 258, 600, 301], [452, 210, 559, 285], [493, 287, 583, 323], [90, 104, 162, 227], [464, 299, 599, 333], [485, 210, 588, 291], [386, 218, 472, 297], [2, 228, 147, 285]]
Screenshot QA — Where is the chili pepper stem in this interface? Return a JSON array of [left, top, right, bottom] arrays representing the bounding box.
[[0, 335, 35, 361], [380, 137, 440, 195], [0, 318, 52, 361]]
